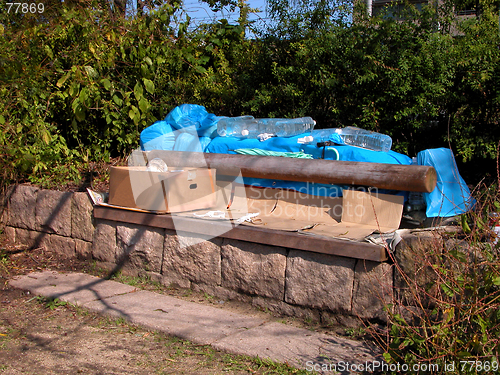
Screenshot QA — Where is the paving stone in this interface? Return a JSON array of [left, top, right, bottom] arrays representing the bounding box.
[[9, 271, 137, 305], [7, 185, 39, 230], [83, 290, 265, 345], [35, 189, 73, 236], [212, 321, 381, 369], [285, 250, 356, 313], [72, 192, 95, 242], [9, 270, 382, 371], [221, 240, 286, 300]]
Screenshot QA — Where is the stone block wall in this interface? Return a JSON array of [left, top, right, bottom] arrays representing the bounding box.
[[1, 184, 397, 324]]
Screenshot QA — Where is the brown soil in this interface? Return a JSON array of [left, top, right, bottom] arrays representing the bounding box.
[[0, 237, 315, 375]]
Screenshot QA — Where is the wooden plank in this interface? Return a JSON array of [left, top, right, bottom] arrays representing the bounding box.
[[141, 150, 437, 193], [93, 206, 388, 262]]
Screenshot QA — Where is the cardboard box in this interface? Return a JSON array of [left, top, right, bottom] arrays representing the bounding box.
[[108, 166, 217, 213]]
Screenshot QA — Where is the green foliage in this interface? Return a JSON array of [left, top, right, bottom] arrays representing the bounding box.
[[0, 0, 499, 188]]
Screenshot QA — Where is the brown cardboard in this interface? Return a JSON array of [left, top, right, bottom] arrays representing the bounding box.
[[176, 185, 403, 241], [243, 189, 342, 231], [212, 187, 403, 240], [302, 189, 404, 240], [108, 166, 217, 213]]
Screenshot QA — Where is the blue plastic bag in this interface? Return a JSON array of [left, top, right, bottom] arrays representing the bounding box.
[[164, 104, 221, 138], [173, 133, 212, 152], [417, 148, 475, 217], [164, 104, 207, 134], [140, 104, 220, 151], [140, 120, 176, 151]]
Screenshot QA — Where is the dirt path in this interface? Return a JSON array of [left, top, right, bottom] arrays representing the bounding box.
[[0, 241, 311, 375]]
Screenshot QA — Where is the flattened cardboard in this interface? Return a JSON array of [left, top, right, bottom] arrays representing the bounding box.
[[247, 190, 342, 231], [178, 185, 342, 231], [108, 166, 217, 213], [198, 187, 403, 240], [303, 189, 404, 240]]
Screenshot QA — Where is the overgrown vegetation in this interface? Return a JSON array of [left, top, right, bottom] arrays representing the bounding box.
[[0, 0, 499, 189], [372, 152, 500, 374]]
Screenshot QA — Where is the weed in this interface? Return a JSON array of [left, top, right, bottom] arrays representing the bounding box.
[[376, 179, 500, 374], [36, 296, 68, 310], [203, 292, 214, 301], [345, 327, 366, 338]]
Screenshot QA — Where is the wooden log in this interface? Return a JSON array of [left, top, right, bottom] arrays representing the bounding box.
[[138, 150, 437, 193]]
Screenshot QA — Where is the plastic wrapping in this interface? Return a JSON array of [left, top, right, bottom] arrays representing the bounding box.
[[140, 120, 176, 151], [173, 133, 211, 152], [417, 148, 475, 217]]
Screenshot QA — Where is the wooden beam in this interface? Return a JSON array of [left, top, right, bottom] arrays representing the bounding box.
[[93, 205, 388, 262], [140, 150, 437, 193]]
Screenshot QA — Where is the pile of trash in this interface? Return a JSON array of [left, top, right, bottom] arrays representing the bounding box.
[[139, 104, 475, 222]]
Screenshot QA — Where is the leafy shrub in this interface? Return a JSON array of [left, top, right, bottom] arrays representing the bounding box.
[[0, 0, 499, 190]]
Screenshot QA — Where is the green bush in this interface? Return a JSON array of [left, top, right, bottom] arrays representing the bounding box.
[[0, 0, 499, 189]]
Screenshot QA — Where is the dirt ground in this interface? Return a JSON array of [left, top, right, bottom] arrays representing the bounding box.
[[0, 237, 322, 375]]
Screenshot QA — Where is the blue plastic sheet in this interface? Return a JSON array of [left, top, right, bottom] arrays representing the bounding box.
[[140, 104, 222, 152], [206, 135, 412, 197], [164, 104, 221, 138], [173, 133, 212, 152], [206, 133, 307, 154], [417, 148, 475, 217], [302, 145, 412, 164], [140, 120, 176, 151]]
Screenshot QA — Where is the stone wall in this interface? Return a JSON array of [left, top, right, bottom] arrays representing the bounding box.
[[1, 184, 400, 325]]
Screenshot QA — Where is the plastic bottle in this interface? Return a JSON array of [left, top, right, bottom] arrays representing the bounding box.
[[147, 158, 168, 172], [335, 126, 392, 152], [310, 127, 392, 152], [217, 116, 315, 139], [258, 117, 316, 137], [216, 116, 260, 138], [309, 129, 339, 143]]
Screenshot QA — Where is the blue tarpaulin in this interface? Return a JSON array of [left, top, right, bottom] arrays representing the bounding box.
[[417, 148, 475, 217]]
